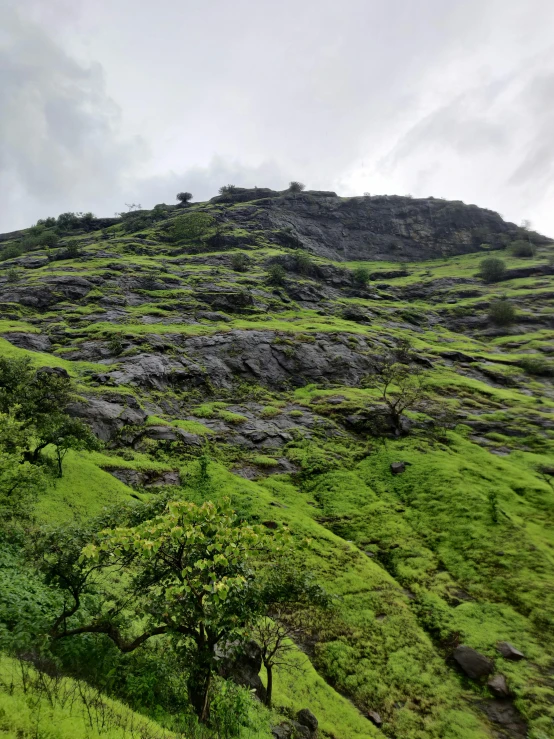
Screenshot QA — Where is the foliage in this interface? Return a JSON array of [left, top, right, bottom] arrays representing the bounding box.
[[170, 213, 215, 243], [0, 413, 46, 521], [0, 244, 23, 261], [0, 358, 98, 472], [518, 355, 554, 376], [177, 191, 193, 204], [478, 257, 506, 283], [266, 265, 286, 286], [288, 182, 305, 193], [219, 185, 237, 195], [6, 268, 20, 283], [510, 239, 535, 257], [293, 252, 314, 275], [57, 212, 97, 233], [488, 298, 516, 326], [46, 499, 287, 720], [231, 253, 249, 272], [351, 265, 371, 287], [362, 351, 429, 435]]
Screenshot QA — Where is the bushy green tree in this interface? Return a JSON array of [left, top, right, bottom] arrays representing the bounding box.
[[219, 185, 237, 195], [231, 253, 249, 272], [488, 298, 515, 326], [46, 498, 287, 720], [352, 265, 371, 287], [176, 191, 193, 204], [0, 244, 23, 261], [288, 181, 305, 193], [266, 264, 286, 286], [0, 413, 45, 520], [510, 239, 535, 257], [0, 358, 98, 470], [479, 257, 506, 283]]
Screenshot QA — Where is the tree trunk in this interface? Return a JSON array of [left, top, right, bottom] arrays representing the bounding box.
[[188, 646, 213, 722], [265, 663, 273, 708]]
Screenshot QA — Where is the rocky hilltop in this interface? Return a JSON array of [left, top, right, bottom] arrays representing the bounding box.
[[210, 188, 538, 261], [0, 188, 553, 739]]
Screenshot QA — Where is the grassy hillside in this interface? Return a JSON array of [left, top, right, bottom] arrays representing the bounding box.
[[0, 191, 553, 739]]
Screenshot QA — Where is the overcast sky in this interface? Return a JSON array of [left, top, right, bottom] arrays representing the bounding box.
[[2, 0, 554, 235]]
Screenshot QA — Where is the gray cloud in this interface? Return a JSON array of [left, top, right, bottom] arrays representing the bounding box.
[[0, 4, 142, 227], [2, 0, 554, 235]]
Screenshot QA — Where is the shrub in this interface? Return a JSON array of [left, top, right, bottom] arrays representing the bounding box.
[[6, 268, 19, 283], [518, 355, 554, 376], [479, 257, 506, 283], [170, 213, 214, 243], [352, 266, 371, 287], [295, 252, 314, 275], [39, 230, 59, 247], [510, 239, 536, 257], [488, 298, 515, 326], [288, 181, 305, 193], [176, 191, 193, 204], [219, 184, 237, 195], [231, 253, 249, 272], [0, 245, 23, 261], [64, 243, 80, 259], [36, 217, 57, 228], [266, 264, 286, 286]]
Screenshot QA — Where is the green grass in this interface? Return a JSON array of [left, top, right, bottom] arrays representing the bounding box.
[[0, 655, 171, 739]]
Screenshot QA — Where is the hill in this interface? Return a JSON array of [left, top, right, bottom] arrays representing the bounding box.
[[0, 187, 553, 739]]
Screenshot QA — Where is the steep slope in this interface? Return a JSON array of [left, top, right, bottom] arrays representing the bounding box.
[[0, 191, 553, 739]]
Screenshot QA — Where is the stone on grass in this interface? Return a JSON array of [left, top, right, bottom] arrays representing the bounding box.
[[496, 642, 525, 661], [453, 645, 493, 679], [296, 708, 318, 732], [390, 462, 406, 474], [367, 710, 383, 727], [488, 674, 511, 698]]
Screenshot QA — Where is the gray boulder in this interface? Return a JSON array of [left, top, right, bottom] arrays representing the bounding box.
[[488, 674, 511, 698], [68, 396, 147, 442], [1, 332, 52, 352], [296, 708, 318, 733], [215, 639, 266, 702], [367, 710, 383, 727], [453, 645, 494, 679], [390, 462, 406, 474], [496, 641, 525, 661]]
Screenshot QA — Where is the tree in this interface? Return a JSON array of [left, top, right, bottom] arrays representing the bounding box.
[[266, 264, 286, 286], [219, 185, 237, 195], [250, 616, 300, 708], [510, 239, 535, 258], [242, 561, 327, 708], [0, 413, 45, 521], [176, 192, 193, 204], [352, 266, 371, 287], [488, 298, 515, 326], [6, 268, 19, 283], [288, 182, 305, 193], [362, 352, 429, 436], [46, 499, 285, 721], [0, 359, 97, 468], [231, 253, 249, 272], [478, 257, 506, 283], [45, 416, 99, 477], [294, 252, 314, 275]]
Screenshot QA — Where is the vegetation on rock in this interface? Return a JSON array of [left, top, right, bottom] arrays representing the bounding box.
[[0, 186, 553, 739]]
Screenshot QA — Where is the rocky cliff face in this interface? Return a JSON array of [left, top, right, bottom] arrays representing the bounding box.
[[211, 188, 536, 261]]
